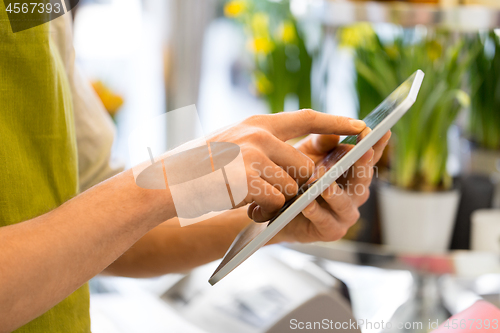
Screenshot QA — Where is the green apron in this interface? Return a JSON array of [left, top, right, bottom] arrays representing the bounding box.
[[0, 6, 91, 333]]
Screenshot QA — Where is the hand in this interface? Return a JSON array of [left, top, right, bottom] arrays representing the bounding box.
[[273, 129, 391, 243], [206, 110, 366, 222]]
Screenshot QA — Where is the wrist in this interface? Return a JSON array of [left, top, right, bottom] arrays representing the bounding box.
[[116, 169, 177, 228]]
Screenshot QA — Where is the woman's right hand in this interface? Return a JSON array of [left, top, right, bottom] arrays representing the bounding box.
[[207, 109, 366, 222]]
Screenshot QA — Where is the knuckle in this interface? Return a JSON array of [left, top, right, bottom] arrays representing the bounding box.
[[243, 146, 263, 162], [244, 115, 261, 125], [298, 109, 317, 123], [245, 115, 268, 128], [310, 209, 332, 229], [335, 200, 352, 215], [249, 128, 271, 144], [333, 115, 350, 130], [350, 209, 361, 224], [246, 169, 260, 184]]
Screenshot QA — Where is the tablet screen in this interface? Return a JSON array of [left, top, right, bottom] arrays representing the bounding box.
[[342, 76, 412, 144], [267, 73, 415, 225]]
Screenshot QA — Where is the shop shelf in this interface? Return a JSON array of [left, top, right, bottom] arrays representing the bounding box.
[[291, 0, 500, 31]]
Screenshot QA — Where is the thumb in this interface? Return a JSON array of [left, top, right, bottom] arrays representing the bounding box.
[[312, 134, 340, 154]]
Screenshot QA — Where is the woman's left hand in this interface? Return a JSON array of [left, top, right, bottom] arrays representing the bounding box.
[[273, 130, 391, 243]]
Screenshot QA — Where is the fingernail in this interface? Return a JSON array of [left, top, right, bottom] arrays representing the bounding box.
[[368, 149, 374, 163], [349, 119, 365, 130]]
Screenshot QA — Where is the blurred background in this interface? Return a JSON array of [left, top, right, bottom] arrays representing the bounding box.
[[72, 0, 500, 332]]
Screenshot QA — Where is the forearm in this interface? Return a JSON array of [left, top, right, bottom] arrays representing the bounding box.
[[104, 207, 253, 277], [0, 169, 175, 332]]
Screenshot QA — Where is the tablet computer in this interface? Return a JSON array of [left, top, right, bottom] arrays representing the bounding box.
[[209, 70, 425, 285]]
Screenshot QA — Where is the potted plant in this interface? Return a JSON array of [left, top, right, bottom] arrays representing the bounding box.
[[446, 32, 500, 250], [344, 26, 476, 252], [224, 0, 313, 113], [467, 31, 500, 183]]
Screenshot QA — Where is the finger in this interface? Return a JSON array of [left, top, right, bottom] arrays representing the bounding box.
[[356, 126, 372, 143], [337, 147, 374, 206], [309, 144, 354, 182], [259, 135, 315, 185], [302, 200, 337, 232], [356, 147, 375, 166], [246, 178, 285, 222], [356, 128, 390, 166], [247, 202, 258, 219], [255, 109, 366, 141], [296, 135, 342, 168], [371, 130, 391, 165], [301, 200, 346, 241], [334, 129, 388, 206], [294, 134, 340, 160], [311, 134, 341, 154], [320, 182, 360, 226], [252, 156, 299, 201]]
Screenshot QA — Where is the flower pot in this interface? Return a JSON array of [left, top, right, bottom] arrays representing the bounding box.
[[378, 184, 461, 253], [471, 209, 500, 253]]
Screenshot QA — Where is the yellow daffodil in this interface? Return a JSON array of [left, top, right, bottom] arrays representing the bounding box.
[[251, 12, 270, 37], [277, 21, 296, 43], [338, 23, 375, 50], [455, 90, 471, 108], [385, 45, 399, 60], [426, 40, 443, 62], [224, 0, 247, 18], [253, 71, 273, 95], [247, 36, 274, 55]]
